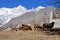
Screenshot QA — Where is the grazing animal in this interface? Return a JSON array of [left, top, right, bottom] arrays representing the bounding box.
[[19, 24, 32, 31], [34, 24, 42, 30], [18, 26, 23, 30], [11, 27, 17, 31], [43, 22, 55, 30]]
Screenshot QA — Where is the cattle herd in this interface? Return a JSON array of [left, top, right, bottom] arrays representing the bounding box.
[[11, 22, 55, 32]]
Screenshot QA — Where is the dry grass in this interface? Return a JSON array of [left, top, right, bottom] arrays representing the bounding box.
[[0, 29, 60, 40]]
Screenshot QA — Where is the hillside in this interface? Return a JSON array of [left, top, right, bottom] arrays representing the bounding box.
[[0, 29, 60, 40]]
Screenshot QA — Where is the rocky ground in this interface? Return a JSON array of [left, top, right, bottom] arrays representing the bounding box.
[[0, 29, 60, 40]]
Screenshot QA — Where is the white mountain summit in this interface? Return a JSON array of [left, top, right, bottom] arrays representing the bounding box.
[[0, 5, 45, 25], [0, 5, 27, 24]]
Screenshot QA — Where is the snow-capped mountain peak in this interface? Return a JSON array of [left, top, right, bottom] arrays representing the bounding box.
[[36, 6, 45, 11], [0, 5, 27, 25], [27, 6, 45, 12]]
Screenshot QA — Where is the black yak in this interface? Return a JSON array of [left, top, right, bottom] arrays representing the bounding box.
[[43, 22, 55, 30]]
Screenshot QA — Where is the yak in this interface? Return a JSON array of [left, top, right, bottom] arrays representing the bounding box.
[[19, 24, 32, 31], [34, 24, 43, 30], [43, 22, 55, 30]]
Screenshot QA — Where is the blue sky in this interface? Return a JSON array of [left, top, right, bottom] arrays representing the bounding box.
[[0, 0, 59, 9]]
